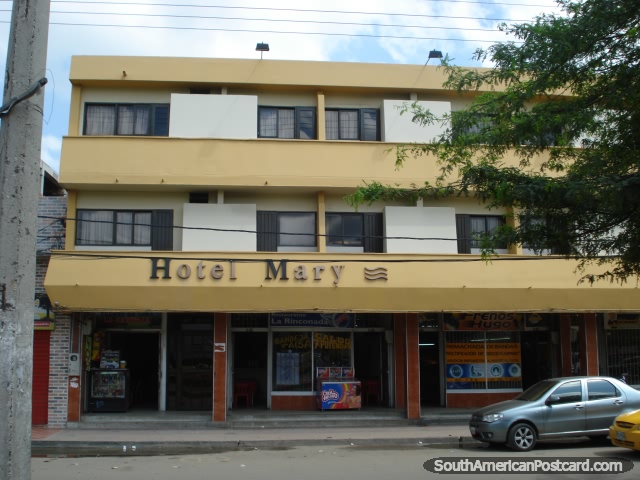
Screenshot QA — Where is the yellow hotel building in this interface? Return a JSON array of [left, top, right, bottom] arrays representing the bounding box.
[[44, 56, 640, 425]]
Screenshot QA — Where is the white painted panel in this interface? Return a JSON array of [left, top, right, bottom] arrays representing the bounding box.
[[383, 100, 451, 143], [169, 94, 258, 139], [182, 203, 257, 251], [384, 206, 457, 254]]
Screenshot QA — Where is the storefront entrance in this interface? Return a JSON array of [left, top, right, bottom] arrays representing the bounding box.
[[419, 332, 441, 406], [354, 332, 391, 407], [166, 314, 213, 411], [232, 332, 268, 408], [107, 332, 159, 409]]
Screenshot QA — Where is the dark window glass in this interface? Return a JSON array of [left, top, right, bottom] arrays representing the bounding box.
[[326, 213, 364, 246], [361, 110, 379, 141], [587, 379, 619, 401], [278, 212, 316, 247], [298, 109, 315, 139], [153, 106, 170, 136], [550, 380, 582, 404]]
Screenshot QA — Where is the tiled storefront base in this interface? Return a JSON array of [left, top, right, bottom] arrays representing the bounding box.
[[446, 392, 517, 408], [271, 395, 317, 410]]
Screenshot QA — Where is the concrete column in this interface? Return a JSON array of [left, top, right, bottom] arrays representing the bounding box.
[[0, 1, 51, 477], [579, 313, 598, 376], [406, 313, 420, 419], [394, 313, 406, 410], [317, 91, 326, 140], [317, 192, 326, 253], [67, 316, 82, 422], [68, 85, 83, 135], [506, 207, 523, 255], [64, 190, 77, 251], [213, 312, 228, 422], [559, 314, 573, 376]]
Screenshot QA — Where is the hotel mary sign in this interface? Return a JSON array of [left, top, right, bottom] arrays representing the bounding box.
[[149, 259, 388, 284]]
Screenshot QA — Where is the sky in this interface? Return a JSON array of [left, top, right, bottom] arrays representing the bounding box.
[[0, 0, 564, 173]]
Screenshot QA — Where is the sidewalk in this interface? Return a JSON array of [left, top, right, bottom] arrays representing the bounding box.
[[32, 424, 479, 457]]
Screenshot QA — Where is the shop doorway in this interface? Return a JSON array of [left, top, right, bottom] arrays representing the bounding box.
[[521, 331, 554, 390], [107, 332, 159, 410], [166, 314, 213, 411], [419, 332, 441, 406], [232, 332, 268, 408], [354, 332, 390, 407]]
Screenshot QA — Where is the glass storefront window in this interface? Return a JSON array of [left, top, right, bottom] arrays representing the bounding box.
[[272, 332, 312, 391], [445, 330, 522, 390], [314, 332, 352, 368]]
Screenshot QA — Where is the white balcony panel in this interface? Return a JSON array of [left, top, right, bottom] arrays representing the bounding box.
[[169, 94, 258, 139], [182, 203, 257, 251], [384, 206, 457, 254], [382, 100, 450, 143]]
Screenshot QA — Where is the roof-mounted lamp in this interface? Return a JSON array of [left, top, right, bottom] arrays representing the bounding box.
[[425, 49, 443, 65], [256, 42, 270, 59]]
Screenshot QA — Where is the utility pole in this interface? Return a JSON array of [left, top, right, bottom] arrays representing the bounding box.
[[0, 1, 50, 479]]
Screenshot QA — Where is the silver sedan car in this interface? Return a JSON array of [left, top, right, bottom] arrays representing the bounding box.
[[469, 376, 640, 451]]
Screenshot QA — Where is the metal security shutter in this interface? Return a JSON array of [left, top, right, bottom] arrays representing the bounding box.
[[32, 331, 51, 425], [257, 211, 277, 251], [151, 210, 174, 250], [363, 213, 383, 253], [456, 214, 471, 253]]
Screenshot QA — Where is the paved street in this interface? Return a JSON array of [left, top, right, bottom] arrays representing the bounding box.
[[33, 438, 639, 480]]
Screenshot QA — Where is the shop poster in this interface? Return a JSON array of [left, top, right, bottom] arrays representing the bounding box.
[[445, 342, 521, 389], [318, 382, 361, 410], [276, 352, 300, 385]]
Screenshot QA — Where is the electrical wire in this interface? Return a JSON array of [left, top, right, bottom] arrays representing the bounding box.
[[48, 249, 615, 263], [0, 21, 515, 44], [49, 1, 558, 19], [20, 9, 502, 33], [38, 214, 485, 243]]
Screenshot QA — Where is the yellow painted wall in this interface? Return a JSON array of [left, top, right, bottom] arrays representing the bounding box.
[[59, 136, 552, 190], [45, 251, 640, 313]]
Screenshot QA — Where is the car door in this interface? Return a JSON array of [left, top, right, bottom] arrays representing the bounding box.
[[585, 379, 627, 431], [541, 379, 586, 435]]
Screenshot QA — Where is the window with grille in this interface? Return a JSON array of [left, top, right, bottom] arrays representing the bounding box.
[[76, 210, 152, 246], [325, 108, 380, 141], [84, 103, 170, 136], [258, 107, 316, 139], [456, 214, 507, 253]]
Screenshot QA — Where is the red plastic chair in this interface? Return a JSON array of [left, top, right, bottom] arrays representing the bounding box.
[[233, 380, 257, 408], [361, 379, 381, 406]]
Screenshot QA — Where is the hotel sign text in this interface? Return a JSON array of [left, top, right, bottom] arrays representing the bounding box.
[[149, 259, 388, 285]]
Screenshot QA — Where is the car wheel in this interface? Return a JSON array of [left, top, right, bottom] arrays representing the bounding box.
[[507, 423, 537, 452]]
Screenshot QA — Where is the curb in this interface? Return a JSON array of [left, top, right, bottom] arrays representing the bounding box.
[[32, 436, 482, 457]]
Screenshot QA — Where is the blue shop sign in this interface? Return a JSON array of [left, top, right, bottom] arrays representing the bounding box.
[[270, 313, 354, 328]]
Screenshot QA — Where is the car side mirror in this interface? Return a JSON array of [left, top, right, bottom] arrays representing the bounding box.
[[545, 395, 560, 406]]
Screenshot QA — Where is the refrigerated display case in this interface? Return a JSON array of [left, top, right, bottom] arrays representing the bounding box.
[[87, 369, 130, 412]]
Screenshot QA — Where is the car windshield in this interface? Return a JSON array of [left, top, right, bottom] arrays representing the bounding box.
[[515, 380, 557, 401]]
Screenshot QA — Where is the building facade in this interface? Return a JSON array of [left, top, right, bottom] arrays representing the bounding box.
[[44, 56, 640, 424]]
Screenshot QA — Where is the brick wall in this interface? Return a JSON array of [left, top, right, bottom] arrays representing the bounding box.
[[48, 314, 71, 427], [38, 194, 69, 426]]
